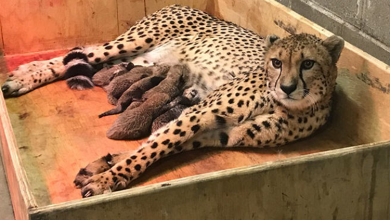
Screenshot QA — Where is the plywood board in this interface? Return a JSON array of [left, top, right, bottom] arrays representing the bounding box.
[[0, 0, 204, 55], [0, 52, 141, 205], [0, 58, 36, 220], [0, 18, 4, 55], [29, 142, 390, 220], [2, 46, 390, 207], [1, 0, 390, 219], [0, 0, 120, 55], [117, 0, 146, 34], [145, 0, 210, 14]]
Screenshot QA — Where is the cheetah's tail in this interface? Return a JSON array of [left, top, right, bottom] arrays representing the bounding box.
[[63, 48, 96, 90]]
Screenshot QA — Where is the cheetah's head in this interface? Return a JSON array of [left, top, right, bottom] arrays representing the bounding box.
[[265, 33, 344, 110]]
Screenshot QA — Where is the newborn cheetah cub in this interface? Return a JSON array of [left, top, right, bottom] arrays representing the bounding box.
[[77, 33, 344, 197]]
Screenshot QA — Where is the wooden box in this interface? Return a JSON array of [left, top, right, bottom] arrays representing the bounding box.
[[1, 0, 390, 219]]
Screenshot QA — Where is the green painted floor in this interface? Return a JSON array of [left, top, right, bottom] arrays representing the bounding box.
[[0, 155, 15, 220]]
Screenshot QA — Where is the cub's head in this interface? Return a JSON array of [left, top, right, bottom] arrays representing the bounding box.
[[265, 33, 344, 110]]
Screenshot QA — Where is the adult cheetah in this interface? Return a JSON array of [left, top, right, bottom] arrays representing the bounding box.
[[2, 4, 274, 138], [75, 32, 344, 197], [0, 5, 344, 197], [2, 4, 265, 100]]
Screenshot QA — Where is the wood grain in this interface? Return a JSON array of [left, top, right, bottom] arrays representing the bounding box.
[[117, 0, 146, 34], [0, 0, 212, 55], [0, 0, 120, 55], [1, 1, 390, 218], [28, 142, 390, 220], [0, 18, 3, 55], [3, 47, 390, 207], [144, 0, 210, 14], [0, 63, 36, 220]]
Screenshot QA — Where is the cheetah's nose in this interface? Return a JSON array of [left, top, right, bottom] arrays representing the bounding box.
[[1, 85, 10, 94], [280, 83, 297, 95]]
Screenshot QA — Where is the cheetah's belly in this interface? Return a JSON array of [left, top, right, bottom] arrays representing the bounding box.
[[134, 35, 266, 99]]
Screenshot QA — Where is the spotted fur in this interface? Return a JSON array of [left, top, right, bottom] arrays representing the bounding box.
[[2, 5, 265, 99], [77, 33, 344, 197], [0, 5, 344, 197]]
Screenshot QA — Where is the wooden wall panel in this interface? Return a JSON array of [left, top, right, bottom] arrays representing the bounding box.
[[144, 0, 210, 15], [0, 18, 3, 56], [0, 0, 120, 55], [0, 0, 211, 55], [117, 0, 146, 34]]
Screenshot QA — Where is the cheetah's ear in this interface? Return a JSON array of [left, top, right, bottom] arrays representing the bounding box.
[[265, 35, 280, 49], [322, 35, 345, 64]]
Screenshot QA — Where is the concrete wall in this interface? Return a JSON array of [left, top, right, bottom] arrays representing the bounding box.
[[276, 0, 390, 65]]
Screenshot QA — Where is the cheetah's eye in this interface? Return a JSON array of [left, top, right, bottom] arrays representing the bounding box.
[[271, 59, 282, 69], [301, 60, 315, 70]]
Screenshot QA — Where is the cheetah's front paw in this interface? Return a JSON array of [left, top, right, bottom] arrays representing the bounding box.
[[80, 171, 128, 197], [74, 152, 132, 188], [74, 153, 114, 188]]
